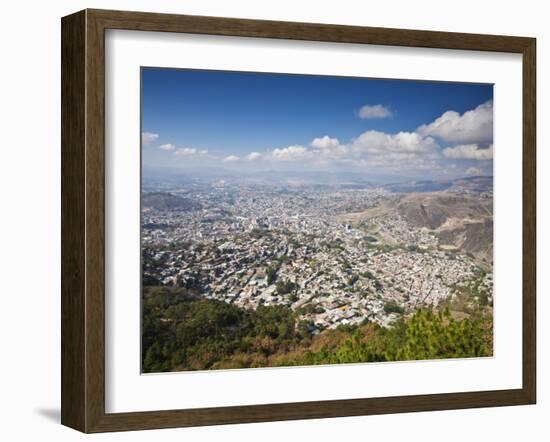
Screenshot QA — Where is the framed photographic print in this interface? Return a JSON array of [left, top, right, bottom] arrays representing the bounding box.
[[61, 9, 536, 433]]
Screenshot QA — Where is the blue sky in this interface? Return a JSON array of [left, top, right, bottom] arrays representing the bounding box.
[[141, 67, 493, 179]]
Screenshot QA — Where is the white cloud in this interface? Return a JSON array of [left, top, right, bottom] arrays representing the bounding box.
[[358, 104, 392, 120], [174, 147, 197, 156], [311, 136, 341, 149], [253, 128, 440, 173], [142, 132, 159, 145], [465, 167, 482, 176], [417, 100, 493, 145], [254, 130, 439, 173], [346, 130, 441, 171], [442, 144, 493, 160], [246, 152, 262, 161], [309, 136, 349, 162], [270, 145, 311, 161], [212, 100, 493, 176], [158, 143, 175, 151], [352, 130, 439, 156], [173, 147, 210, 159]]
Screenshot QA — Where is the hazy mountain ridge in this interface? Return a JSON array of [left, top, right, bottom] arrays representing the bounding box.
[[437, 218, 493, 263], [338, 192, 493, 262], [143, 168, 493, 193], [396, 193, 493, 229], [398, 193, 493, 262], [383, 176, 493, 194]]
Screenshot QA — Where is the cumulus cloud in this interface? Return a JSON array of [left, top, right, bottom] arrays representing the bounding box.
[[311, 136, 341, 149], [247, 127, 439, 172], [442, 144, 493, 160], [142, 132, 159, 145], [174, 147, 197, 156], [352, 130, 439, 156], [465, 167, 482, 176], [309, 136, 349, 163], [246, 152, 262, 161], [158, 143, 175, 151], [417, 100, 493, 145], [252, 130, 439, 173], [358, 104, 392, 120], [344, 130, 441, 171], [270, 145, 311, 161], [173, 147, 209, 159], [223, 155, 240, 162], [212, 101, 493, 176]]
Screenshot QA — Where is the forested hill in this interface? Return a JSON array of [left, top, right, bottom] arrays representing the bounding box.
[[142, 286, 493, 373]]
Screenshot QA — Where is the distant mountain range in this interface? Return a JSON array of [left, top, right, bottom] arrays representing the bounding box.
[[338, 191, 493, 262], [382, 176, 493, 194], [143, 166, 410, 187], [143, 165, 492, 193]]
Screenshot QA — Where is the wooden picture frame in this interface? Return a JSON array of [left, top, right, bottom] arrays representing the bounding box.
[[61, 8, 536, 433]]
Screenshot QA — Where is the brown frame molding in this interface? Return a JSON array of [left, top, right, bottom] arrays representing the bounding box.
[[61, 9, 536, 433]]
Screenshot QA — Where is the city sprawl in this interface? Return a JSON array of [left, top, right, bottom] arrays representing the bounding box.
[[142, 177, 493, 334]]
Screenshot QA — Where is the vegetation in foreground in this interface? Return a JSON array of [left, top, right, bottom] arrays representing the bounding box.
[[142, 286, 493, 373]]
